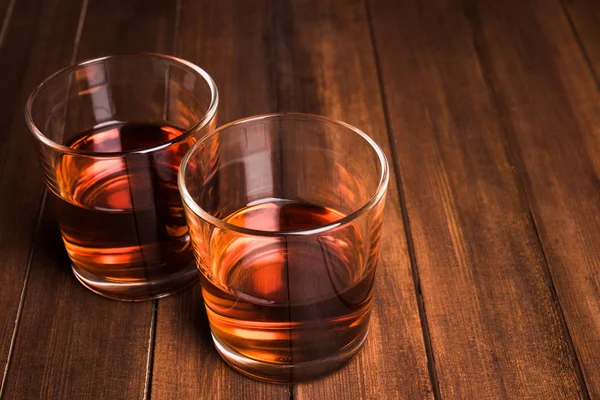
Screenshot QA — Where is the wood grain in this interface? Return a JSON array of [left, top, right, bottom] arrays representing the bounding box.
[[77, 0, 175, 58], [1, 0, 176, 398], [369, 0, 587, 397], [563, 0, 600, 78], [150, 1, 289, 399], [1, 0, 597, 397], [0, 0, 82, 394], [0, 0, 15, 42], [272, 0, 433, 398], [467, 0, 600, 396]]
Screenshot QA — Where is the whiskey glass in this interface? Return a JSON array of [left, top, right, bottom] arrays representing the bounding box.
[[26, 53, 218, 301], [179, 113, 389, 382]]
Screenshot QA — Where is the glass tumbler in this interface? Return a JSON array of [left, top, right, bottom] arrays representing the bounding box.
[[179, 113, 389, 382], [26, 53, 218, 301]]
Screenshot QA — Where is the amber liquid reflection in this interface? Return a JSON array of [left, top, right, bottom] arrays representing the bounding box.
[[198, 199, 380, 381], [50, 123, 196, 300]]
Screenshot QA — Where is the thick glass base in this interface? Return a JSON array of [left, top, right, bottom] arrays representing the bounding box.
[[72, 263, 198, 301], [211, 328, 369, 383]]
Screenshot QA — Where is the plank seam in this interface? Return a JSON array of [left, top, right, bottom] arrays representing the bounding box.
[[461, 0, 592, 398], [268, 1, 293, 394], [147, 2, 182, 398], [363, 0, 440, 398], [143, 301, 158, 400], [0, 192, 47, 398], [0, 0, 16, 49], [559, 0, 600, 93], [70, 0, 88, 64]]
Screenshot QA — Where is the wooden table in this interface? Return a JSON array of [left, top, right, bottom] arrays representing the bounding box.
[[1, 0, 600, 398]]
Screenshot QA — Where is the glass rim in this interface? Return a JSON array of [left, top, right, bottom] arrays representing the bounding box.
[[178, 112, 390, 237], [25, 52, 219, 157]]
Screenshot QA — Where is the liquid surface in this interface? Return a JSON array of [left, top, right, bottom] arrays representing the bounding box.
[[50, 123, 197, 300], [197, 199, 378, 377]]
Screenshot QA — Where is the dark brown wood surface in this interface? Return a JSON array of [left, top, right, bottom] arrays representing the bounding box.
[[1, 0, 599, 398], [0, 0, 84, 395], [371, 0, 585, 397], [563, 3, 600, 395], [466, 0, 600, 397]]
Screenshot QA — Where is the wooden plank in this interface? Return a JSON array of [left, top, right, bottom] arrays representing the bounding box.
[[0, 0, 16, 43], [368, 0, 587, 397], [465, 0, 600, 396], [563, 0, 600, 77], [0, 0, 83, 394], [150, 1, 290, 398], [77, 0, 175, 58], [272, 0, 433, 397], [1, 0, 176, 398]]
